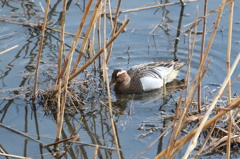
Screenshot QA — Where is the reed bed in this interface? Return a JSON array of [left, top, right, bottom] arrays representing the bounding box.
[[31, 0, 128, 158], [0, 0, 239, 158], [153, 0, 240, 158]]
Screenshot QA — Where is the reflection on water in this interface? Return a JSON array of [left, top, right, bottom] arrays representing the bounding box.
[[112, 79, 185, 114], [0, 0, 240, 158]]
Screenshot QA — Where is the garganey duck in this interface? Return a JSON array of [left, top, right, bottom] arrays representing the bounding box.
[[110, 60, 186, 93]]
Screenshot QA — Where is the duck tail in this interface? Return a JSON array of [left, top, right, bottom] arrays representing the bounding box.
[[174, 60, 186, 70]]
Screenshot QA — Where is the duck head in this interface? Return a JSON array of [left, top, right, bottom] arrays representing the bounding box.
[[110, 68, 131, 91]]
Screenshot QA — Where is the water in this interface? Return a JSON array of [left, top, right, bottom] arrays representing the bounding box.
[[0, 0, 239, 158]]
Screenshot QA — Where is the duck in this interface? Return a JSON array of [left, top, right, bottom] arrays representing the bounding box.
[[110, 60, 186, 93]]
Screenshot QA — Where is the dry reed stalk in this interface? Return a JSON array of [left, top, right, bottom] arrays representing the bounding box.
[[226, 1, 234, 158], [97, 10, 102, 68], [193, 119, 217, 157], [55, 0, 94, 142], [104, 0, 197, 14], [184, 0, 236, 28], [106, 0, 122, 63], [182, 53, 239, 158], [89, 2, 103, 60], [164, 30, 193, 158], [46, 135, 79, 147], [49, 18, 130, 94], [167, 57, 211, 158], [93, 145, 99, 159], [0, 153, 31, 159], [56, 0, 67, 143], [193, 6, 200, 113], [198, 0, 208, 114], [45, 27, 84, 39], [69, 19, 130, 81], [159, 0, 231, 156], [221, 75, 240, 96], [102, 0, 121, 158], [0, 45, 19, 55], [58, 135, 80, 158], [72, 0, 102, 73], [155, 96, 240, 159], [180, 0, 226, 121], [33, 0, 51, 100], [165, 11, 202, 156]]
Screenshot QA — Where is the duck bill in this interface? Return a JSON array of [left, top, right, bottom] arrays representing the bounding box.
[[109, 81, 116, 88]]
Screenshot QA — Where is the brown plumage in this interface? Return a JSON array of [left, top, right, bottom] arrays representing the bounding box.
[[110, 60, 186, 93]]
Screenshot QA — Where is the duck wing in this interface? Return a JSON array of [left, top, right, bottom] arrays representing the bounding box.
[[127, 61, 175, 91], [128, 61, 175, 79]]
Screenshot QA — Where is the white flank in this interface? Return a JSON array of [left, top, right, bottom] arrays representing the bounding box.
[[140, 77, 163, 91]]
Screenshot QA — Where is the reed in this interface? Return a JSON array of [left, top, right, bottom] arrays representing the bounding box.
[[102, 0, 121, 157], [106, 0, 122, 63], [72, 0, 102, 73], [48, 18, 130, 95], [103, 0, 198, 14], [32, 0, 130, 157], [226, 1, 234, 158], [55, 0, 67, 146], [153, 0, 240, 158], [182, 0, 227, 157], [23, 0, 238, 158], [33, 0, 51, 100], [54, 0, 94, 147], [155, 96, 240, 158], [198, 0, 208, 114]]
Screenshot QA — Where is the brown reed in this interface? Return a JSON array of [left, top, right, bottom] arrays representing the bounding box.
[[155, 96, 240, 158], [103, 0, 198, 14], [55, 0, 94, 144], [102, 0, 121, 157], [55, 0, 67, 145], [226, 1, 234, 158], [198, 0, 208, 114], [49, 18, 130, 95], [72, 0, 102, 73], [106, 0, 122, 63], [153, 0, 240, 158], [33, 0, 51, 100]]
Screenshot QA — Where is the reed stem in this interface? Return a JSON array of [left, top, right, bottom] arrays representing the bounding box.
[[155, 96, 240, 159], [226, 1, 234, 158], [103, 1, 121, 157], [49, 19, 130, 95], [72, 0, 102, 73], [55, 0, 67, 144], [33, 0, 51, 100]]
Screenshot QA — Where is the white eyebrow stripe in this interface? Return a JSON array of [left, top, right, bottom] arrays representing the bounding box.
[[117, 70, 127, 76]]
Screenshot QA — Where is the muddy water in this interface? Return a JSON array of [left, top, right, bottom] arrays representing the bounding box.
[[0, 0, 240, 158]]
